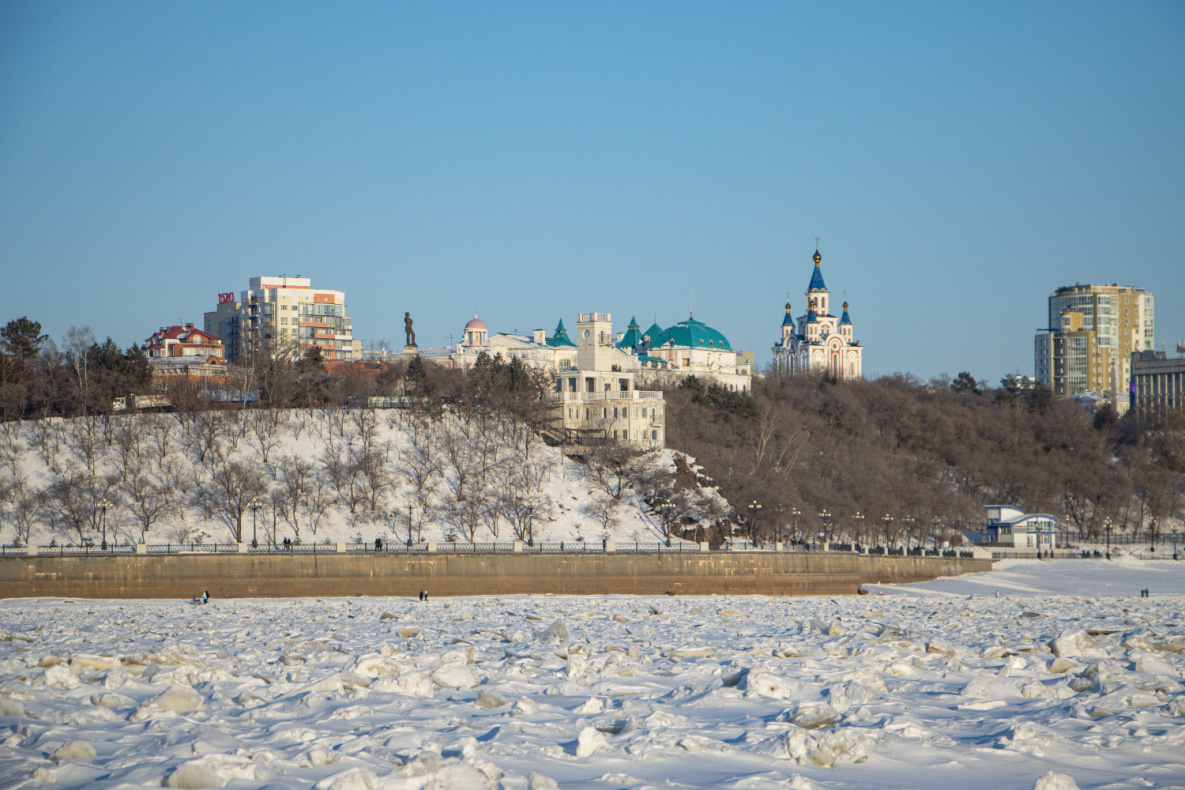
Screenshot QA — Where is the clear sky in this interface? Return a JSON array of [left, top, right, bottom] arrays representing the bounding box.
[[2, 1, 1183, 383]]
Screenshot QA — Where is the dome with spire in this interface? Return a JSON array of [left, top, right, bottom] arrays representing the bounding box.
[[782, 302, 795, 326], [808, 247, 827, 292], [546, 319, 575, 347], [840, 300, 852, 325], [616, 317, 645, 350]]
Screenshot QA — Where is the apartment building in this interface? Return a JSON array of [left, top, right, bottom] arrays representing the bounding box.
[[204, 276, 362, 363], [1035, 283, 1154, 398]]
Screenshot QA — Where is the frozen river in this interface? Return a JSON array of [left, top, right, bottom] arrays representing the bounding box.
[[1, 559, 1183, 789]]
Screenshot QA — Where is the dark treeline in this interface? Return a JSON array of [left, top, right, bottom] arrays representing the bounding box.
[[663, 373, 1184, 547], [0, 318, 150, 420]]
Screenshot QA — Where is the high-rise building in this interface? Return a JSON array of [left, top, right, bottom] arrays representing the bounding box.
[[1034, 283, 1154, 398], [204, 276, 363, 363]]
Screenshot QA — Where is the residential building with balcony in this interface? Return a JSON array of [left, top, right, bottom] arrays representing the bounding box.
[[204, 276, 363, 363]]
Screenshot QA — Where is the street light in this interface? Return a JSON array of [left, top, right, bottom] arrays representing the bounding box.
[[249, 499, 261, 547], [1105, 518, 1112, 560], [97, 498, 113, 550], [1149, 518, 1156, 554], [853, 512, 865, 550], [881, 514, 894, 550], [790, 508, 802, 543], [748, 501, 763, 547], [818, 510, 831, 549], [1173, 529, 1179, 561], [406, 502, 418, 546], [524, 504, 536, 546], [902, 516, 916, 552], [658, 502, 675, 547]]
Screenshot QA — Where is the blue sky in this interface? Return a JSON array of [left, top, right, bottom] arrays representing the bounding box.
[[2, 1, 1182, 382]]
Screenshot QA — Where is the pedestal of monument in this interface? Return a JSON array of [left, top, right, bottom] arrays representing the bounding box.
[[402, 345, 418, 360]]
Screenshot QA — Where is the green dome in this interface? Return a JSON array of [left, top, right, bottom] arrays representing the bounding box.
[[658, 318, 733, 351], [546, 319, 576, 347]]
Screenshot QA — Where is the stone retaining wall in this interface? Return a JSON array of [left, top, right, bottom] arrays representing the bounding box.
[[0, 553, 990, 599]]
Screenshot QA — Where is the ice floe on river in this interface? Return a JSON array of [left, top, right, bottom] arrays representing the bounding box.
[[1, 559, 1183, 789]]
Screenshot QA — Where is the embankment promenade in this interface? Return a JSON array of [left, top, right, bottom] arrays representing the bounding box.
[[0, 551, 990, 599]]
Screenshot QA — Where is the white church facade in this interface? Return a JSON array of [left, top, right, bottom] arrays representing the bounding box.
[[772, 245, 863, 380]]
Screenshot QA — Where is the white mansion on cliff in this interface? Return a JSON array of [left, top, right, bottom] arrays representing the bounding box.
[[772, 246, 863, 380]]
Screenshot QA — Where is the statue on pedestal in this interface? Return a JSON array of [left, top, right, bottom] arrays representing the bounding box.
[[404, 312, 416, 348]]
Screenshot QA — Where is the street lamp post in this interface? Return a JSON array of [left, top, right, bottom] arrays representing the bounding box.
[[818, 510, 832, 549], [1149, 519, 1156, 554], [881, 514, 894, 551], [748, 501, 762, 547], [1105, 518, 1112, 560], [853, 512, 865, 550], [902, 516, 916, 552], [790, 508, 801, 543], [524, 504, 536, 547], [249, 499, 261, 548], [1173, 529, 1179, 561], [659, 502, 675, 547], [406, 502, 417, 546], [97, 498, 112, 550]]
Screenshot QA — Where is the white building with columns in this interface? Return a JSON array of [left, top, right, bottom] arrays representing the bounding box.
[[772, 246, 863, 379]]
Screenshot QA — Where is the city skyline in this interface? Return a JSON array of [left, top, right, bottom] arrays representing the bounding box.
[[2, 2, 1183, 382]]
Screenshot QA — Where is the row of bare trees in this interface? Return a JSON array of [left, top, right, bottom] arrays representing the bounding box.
[[664, 373, 1185, 548]]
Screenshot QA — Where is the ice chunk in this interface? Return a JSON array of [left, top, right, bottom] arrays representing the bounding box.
[[40, 664, 80, 689], [529, 772, 560, 790], [1047, 657, 1080, 674], [157, 684, 203, 713], [791, 704, 843, 730], [1049, 630, 1108, 660], [164, 764, 227, 789], [396, 627, 422, 638], [925, 639, 958, 658], [0, 697, 24, 716], [513, 697, 537, 715], [1033, 770, 1080, 790], [774, 728, 876, 767], [431, 663, 481, 689], [566, 653, 586, 678], [537, 620, 571, 645], [745, 670, 798, 700], [661, 647, 715, 658], [1134, 655, 1177, 677], [49, 740, 96, 761], [372, 670, 436, 697], [576, 725, 608, 757], [475, 689, 509, 709], [313, 767, 377, 790], [575, 696, 603, 714]]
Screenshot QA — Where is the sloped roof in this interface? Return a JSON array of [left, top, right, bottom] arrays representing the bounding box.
[[616, 317, 645, 350], [546, 319, 575, 347]]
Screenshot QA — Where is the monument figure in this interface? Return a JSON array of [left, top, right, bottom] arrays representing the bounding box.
[[404, 312, 417, 348]]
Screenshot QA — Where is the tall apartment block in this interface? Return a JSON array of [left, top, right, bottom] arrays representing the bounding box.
[[1034, 283, 1154, 400], [204, 276, 363, 363]]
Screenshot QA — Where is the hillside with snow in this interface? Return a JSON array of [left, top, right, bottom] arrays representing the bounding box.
[[0, 408, 729, 549]]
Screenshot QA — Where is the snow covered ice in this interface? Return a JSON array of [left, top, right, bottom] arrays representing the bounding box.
[[2, 560, 1184, 789]]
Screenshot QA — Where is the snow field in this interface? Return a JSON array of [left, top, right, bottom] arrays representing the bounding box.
[[1, 561, 1184, 789]]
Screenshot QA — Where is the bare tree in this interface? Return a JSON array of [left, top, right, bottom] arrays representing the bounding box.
[[63, 326, 95, 414], [1, 487, 43, 546], [196, 460, 269, 542], [247, 408, 287, 464]]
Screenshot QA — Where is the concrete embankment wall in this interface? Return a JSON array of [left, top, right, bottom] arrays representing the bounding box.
[[0, 553, 990, 599]]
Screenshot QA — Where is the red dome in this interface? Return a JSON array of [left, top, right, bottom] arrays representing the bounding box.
[[465, 316, 487, 331]]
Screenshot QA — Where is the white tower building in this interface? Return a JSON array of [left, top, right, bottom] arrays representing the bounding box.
[[772, 245, 863, 380]]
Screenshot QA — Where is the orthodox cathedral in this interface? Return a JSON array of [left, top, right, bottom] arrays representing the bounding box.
[[772, 245, 863, 380]]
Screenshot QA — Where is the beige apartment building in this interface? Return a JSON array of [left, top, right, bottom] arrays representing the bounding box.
[[1035, 283, 1154, 400], [204, 276, 363, 363]]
